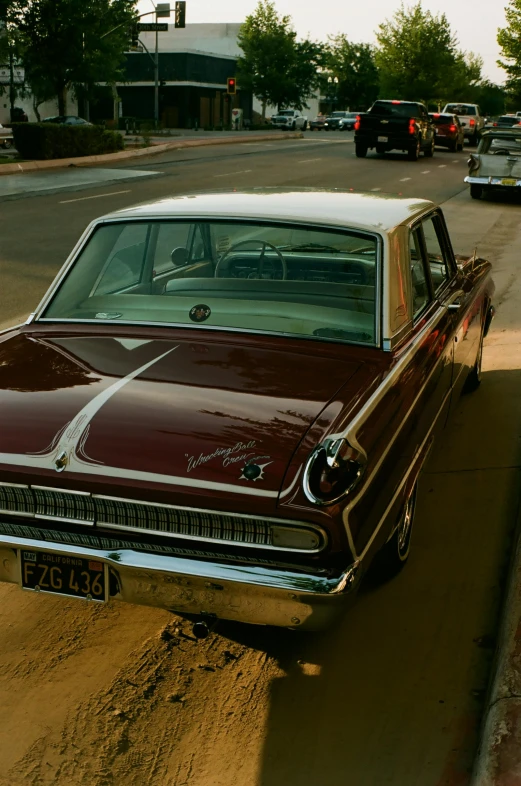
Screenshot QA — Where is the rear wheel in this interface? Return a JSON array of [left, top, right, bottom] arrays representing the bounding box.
[[450, 140, 458, 152], [375, 144, 386, 155], [408, 139, 421, 161], [457, 141, 464, 151], [424, 137, 435, 157], [372, 481, 418, 580], [470, 184, 483, 199], [355, 143, 368, 158], [470, 133, 478, 146]]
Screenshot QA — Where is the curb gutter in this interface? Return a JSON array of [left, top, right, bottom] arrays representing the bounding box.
[[472, 496, 521, 785], [0, 132, 303, 176]]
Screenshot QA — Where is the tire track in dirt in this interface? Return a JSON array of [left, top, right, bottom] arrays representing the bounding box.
[[5, 617, 282, 786]]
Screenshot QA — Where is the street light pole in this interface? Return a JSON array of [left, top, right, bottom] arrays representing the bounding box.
[[154, 23, 159, 128]]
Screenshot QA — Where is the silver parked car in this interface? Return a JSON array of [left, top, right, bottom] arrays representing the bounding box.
[[465, 129, 521, 199]]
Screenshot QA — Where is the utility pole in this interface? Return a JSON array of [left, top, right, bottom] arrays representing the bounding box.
[[154, 3, 170, 129]]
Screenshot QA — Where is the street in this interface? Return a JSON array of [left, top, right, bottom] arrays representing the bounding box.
[[0, 135, 520, 786]]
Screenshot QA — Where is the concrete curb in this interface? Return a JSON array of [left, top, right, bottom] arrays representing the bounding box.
[[0, 132, 303, 176], [472, 512, 521, 785]]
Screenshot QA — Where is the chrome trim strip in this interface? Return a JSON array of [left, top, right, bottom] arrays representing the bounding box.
[[100, 519, 324, 554], [0, 323, 24, 336], [0, 485, 327, 553], [0, 482, 29, 489], [34, 318, 377, 349], [32, 486, 91, 496]]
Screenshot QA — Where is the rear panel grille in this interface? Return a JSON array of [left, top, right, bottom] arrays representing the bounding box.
[[0, 483, 322, 551]]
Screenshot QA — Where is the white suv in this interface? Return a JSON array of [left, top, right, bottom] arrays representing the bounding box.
[[442, 103, 484, 145]]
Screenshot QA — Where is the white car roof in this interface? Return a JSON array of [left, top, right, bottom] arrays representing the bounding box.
[[102, 190, 435, 235]]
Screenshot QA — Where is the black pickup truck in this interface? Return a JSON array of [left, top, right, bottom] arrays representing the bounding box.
[[354, 100, 436, 160]]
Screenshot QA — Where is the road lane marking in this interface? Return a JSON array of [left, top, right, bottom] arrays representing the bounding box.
[[421, 170, 431, 174], [399, 177, 411, 182], [60, 190, 131, 204], [370, 187, 381, 191], [298, 158, 322, 163], [438, 165, 447, 168], [213, 169, 252, 178], [453, 160, 459, 163]]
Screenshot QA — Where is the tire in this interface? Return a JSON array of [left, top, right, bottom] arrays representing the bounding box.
[[470, 133, 478, 146], [372, 481, 418, 580], [355, 143, 368, 158], [375, 144, 386, 155], [449, 140, 458, 153], [457, 141, 463, 151], [463, 315, 485, 393], [470, 184, 483, 200], [407, 139, 421, 161], [292, 122, 296, 130], [424, 137, 435, 157], [303, 121, 307, 131]]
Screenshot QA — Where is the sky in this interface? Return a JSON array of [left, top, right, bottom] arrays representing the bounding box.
[[139, 0, 510, 85]]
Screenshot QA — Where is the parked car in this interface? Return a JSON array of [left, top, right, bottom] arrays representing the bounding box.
[[441, 103, 484, 145], [310, 115, 327, 131], [324, 111, 352, 130], [428, 113, 465, 151], [0, 190, 495, 632], [0, 123, 13, 149], [465, 128, 521, 199], [354, 99, 435, 160], [41, 115, 93, 125], [271, 109, 308, 130], [339, 112, 360, 131]]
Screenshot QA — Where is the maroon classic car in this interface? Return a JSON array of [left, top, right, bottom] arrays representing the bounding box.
[[0, 190, 495, 632]]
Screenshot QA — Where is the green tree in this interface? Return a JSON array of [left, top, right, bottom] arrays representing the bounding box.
[[375, 2, 480, 105], [326, 37, 379, 111], [498, 0, 521, 95], [237, 0, 324, 118], [11, 0, 137, 116]]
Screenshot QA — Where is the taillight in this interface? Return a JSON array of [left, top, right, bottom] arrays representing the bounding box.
[[493, 122, 498, 127], [468, 154, 479, 171], [408, 117, 416, 135], [354, 114, 361, 131], [449, 124, 457, 132], [470, 118, 476, 126], [304, 438, 366, 505]]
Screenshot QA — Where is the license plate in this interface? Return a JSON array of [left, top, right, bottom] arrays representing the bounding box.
[[501, 178, 517, 186], [378, 136, 388, 142], [21, 550, 107, 602], [437, 132, 445, 136]]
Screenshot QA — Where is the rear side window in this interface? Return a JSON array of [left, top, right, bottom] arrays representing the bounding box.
[[446, 104, 476, 116], [409, 230, 431, 318], [420, 216, 450, 293]]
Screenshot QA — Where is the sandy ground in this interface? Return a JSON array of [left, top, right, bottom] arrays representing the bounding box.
[[1, 188, 521, 786]]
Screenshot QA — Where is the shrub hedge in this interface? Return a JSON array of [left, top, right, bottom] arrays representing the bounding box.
[[11, 123, 124, 160]]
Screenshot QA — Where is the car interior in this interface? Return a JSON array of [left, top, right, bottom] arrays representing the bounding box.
[[43, 220, 379, 345]]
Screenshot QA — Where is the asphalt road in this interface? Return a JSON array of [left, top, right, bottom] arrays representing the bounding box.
[[1, 135, 520, 786]]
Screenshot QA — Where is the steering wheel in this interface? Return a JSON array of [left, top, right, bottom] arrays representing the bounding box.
[[214, 240, 287, 280], [492, 148, 514, 155]]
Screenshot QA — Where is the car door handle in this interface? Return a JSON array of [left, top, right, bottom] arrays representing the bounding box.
[[442, 289, 465, 311]]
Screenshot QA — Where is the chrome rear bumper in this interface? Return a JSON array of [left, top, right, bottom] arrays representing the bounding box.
[[465, 176, 521, 187], [0, 534, 360, 631]]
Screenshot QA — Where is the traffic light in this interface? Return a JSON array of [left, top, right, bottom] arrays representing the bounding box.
[[227, 77, 237, 95], [175, 1, 186, 28]]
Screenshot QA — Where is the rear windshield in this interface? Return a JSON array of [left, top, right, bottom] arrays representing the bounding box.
[[370, 101, 421, 117], [278, 111, 294, 117], [498, 116, 517, 124], [429, 114, 455, 125], [445, 104, 476, 116], [330, 112, 348, 118], [483, 136, 521, 155], [42, 220, 380, 346]]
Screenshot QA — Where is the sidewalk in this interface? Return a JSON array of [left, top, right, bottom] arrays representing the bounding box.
[[0, 130, 301, 177]]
